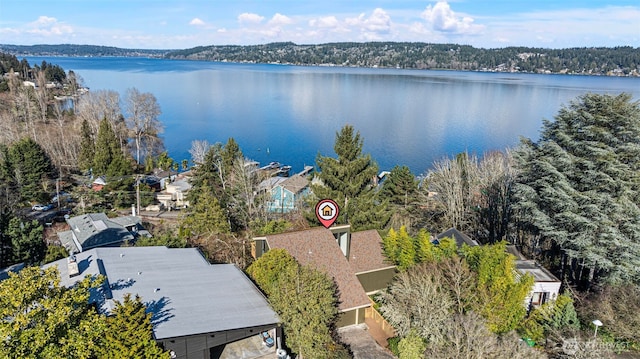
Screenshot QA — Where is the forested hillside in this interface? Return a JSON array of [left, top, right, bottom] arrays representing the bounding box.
[[1, 42, 638, 76], [166, 42, 639, 76], [0, 44, 167, 58]]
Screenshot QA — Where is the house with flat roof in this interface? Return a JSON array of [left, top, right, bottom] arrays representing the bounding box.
[[507, 244, 561, 309], [436, 228, 561, 309], [44, 246, 280, 359], [252, 225, 396, 327], [57, 213, 148, 254]]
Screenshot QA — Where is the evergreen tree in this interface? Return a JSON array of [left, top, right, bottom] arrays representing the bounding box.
[[381, 165, 419, 229], [462, 242, 534, 334], [396, 226, 416, 270], [512, 93, 640, 286], [7, 137, 54, 203], [180, 183, 230, 238], [93, 118, 131, 177], [98, 294, 169, 359], [0, 267, 105, 359], [78, 118, 95, 173], [6, 218, 44, 265], [381, 165, 418, 207], [247, 249, 350, 359], [312, 125, 389, 230]]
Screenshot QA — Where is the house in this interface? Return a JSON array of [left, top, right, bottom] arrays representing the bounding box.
[[435, 227, 480, 247], [153, 168, 178, 190], [43, 246, 280, 359], [436, 228, 561, 309], [139, 175, 162, 191], [57, 213, 149, 254], [91, 176, 107, 191], [263, 174, 310, 213], [156, 177, 192, 210], [507, 245, 561, 310], [252, 225, 396, 327]]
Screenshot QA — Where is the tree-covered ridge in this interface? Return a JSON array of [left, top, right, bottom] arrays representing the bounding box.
[[0, 44, 167, 58], [166, 42, 640, 76], [1, 42, 638, 76]]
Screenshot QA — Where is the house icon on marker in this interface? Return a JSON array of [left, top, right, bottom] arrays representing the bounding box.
[[321, 205, 333, 217]]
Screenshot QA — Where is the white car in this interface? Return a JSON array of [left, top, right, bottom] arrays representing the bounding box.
[[32, 204, 54, 211]]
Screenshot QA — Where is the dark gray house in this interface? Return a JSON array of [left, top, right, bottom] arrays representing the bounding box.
[[57, 213, 148, 254], [45, 246, 280, 359]]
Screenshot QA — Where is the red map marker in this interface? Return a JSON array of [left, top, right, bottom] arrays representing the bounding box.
[[315, 199, 339, 228]]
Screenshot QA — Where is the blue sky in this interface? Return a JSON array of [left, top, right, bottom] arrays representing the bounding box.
[[0, 0, 638, 49]]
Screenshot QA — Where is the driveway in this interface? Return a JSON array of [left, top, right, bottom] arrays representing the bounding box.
[[338, 324, 397, 359]]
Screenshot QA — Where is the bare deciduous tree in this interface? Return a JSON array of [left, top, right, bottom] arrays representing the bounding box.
[[427, 312, 547, 359], [76, 89, 125, 148], [124, 88, 162, 164], [378, 263, 454, 345], [189, 139, 211, 166]]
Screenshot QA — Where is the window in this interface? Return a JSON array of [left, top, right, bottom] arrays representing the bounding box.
[[531, 292, 548, 306]]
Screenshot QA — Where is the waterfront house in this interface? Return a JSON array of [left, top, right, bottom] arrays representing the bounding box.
[[44, 246, 280, 359], [252, 225, 396, 327], [262, 174, 310, 213]]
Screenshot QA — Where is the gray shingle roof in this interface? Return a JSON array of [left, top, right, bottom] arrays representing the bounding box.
[[45, 247, 279, 340], [58, 213, 137, 253], [437, 228, 479, 247], [280, 175, 309, 194]]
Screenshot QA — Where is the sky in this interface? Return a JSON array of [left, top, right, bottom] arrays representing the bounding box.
[[0, 0, 638, 50]]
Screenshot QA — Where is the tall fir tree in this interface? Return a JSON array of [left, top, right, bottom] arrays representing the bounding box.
[[93, 118, 131, 177], [381, 165, 419, 229], [312, 125, 389, 230], [7, 137, 54, 203], [6, 217, 44, 265], [78, 118, 95, 173]]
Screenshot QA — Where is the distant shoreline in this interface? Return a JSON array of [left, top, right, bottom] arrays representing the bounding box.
[[3, 42, 639, 77]]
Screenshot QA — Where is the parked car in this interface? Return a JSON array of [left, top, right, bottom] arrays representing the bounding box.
[[51, 191, 72, 203], [32, 204, 54, 211]]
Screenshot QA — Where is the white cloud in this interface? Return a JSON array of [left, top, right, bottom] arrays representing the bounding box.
[[189, 18, 206, 26], [309, 16, 339, 29], [421, 1, 483, 34], [345, 8, 391, 40], [238, 13, 265, 25], [365, 8, 391, 33], [26, 16, 73, 36], [269, 13, 293, 26]]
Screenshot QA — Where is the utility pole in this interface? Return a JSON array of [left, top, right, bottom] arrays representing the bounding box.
[[136, 174, 141, 217], [56, 178, 61, 208]]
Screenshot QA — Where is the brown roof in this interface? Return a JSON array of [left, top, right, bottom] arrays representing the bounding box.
[[281, 175, 309, 194], [349, 230, 394, 273], [266, 227, 370, 311]]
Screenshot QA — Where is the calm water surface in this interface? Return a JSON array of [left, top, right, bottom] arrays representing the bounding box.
[[28, 57, 640, 174]]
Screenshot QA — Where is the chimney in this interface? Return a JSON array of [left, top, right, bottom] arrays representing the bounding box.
[[68, 255, 80, 277]]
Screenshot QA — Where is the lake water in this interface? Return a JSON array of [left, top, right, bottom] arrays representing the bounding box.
[[27, 56, 640, 174]]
